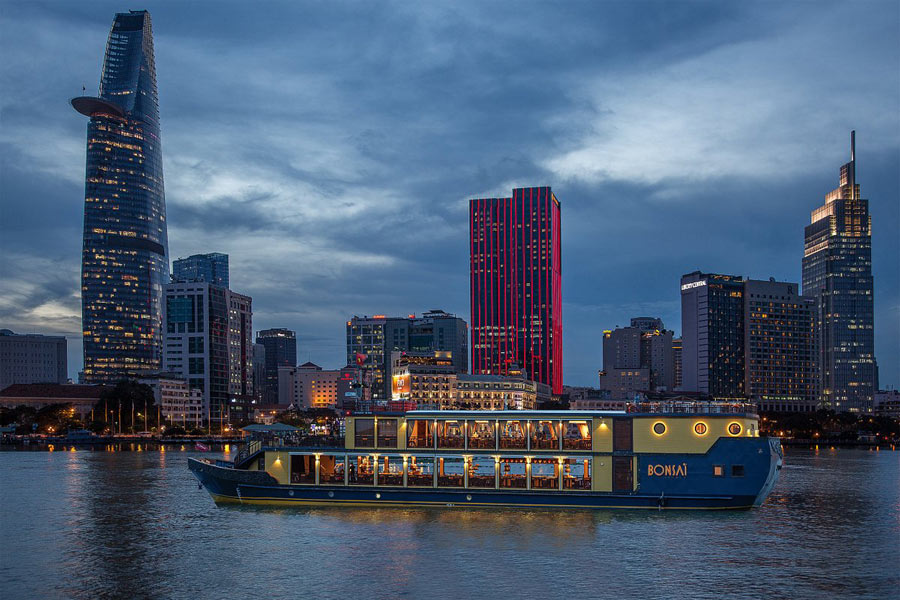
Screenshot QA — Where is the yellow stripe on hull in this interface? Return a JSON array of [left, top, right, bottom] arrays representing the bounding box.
[[208, 493, 751, 510]]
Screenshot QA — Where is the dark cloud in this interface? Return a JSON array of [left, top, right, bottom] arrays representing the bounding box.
[[1, 1, 897, 387]]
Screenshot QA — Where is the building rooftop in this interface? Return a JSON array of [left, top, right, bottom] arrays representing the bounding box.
[[0, 384, 108, 399]]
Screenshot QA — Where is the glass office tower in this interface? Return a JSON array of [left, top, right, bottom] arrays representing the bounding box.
[[72, 11, 168, 383], [802, 132, 875, 412], [172, 253, 230, 288], [469, 187, 563, 395]]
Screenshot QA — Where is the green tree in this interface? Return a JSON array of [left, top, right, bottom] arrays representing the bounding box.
[[95, 380, 157, 433]]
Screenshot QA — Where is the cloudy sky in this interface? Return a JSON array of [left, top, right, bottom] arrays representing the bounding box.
[[1, 1, 898, 388]]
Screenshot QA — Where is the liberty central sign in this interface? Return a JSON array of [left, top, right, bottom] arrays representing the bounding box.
[[680, 280, 707, 291]]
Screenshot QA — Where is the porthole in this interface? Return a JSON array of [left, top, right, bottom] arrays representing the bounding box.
[[466, 494, 472, 501], [694, 422, 708, 436], [375, 493, 381, 499], [328, 491, 334, 498], [288, 490, 294, 497], [728, 422, 742, 436], [652, 421, 667, 436]]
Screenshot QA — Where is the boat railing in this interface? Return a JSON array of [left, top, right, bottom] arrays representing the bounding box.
[[626, 401, 757, 415]]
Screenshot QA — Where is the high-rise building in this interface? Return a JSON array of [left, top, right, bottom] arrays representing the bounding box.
[[252, 342, 266, 403], [469, 187, 562, 394], [681, 272, 819, 410], [744, 280, 818, 412], [172, 252, 229, 288], [162, 281, 254, 424], [72, 10, 168, 383], [256, 329, 297, 405], [672, 338, 683, 390], [802, 132, 876, 413], [680, 272, 746, 400], [0, 330, 68, 390], [346, 311, 468, 401], [598, 318, 674, 400]]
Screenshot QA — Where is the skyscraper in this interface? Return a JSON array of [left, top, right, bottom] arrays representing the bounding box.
[[256, 328, 297, 404], [162, 281, 254, 424], [172, 253, 229, 288], [469, 187, 562, 394], [680, 272, 746, 400], [802, 132, 875, 413], [72, 11, 168, 383], [681, 272, 819, 410]]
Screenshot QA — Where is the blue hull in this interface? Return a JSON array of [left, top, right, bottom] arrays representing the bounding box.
[[189, 436, 781, 511]]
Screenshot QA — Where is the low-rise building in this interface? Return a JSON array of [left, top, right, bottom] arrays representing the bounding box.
[[0, 383, 106, 419], [874, 390, 900, 418], [563, 386, 626, 411], [0, 329, 68, 390], [278, 363, 357, 410], [138, 375, 204, 427]]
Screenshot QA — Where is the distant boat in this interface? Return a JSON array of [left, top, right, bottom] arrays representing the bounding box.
[[195, 442, 210, 452]]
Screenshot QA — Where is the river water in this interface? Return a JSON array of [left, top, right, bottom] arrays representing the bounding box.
[[0, 446, 897, 600]]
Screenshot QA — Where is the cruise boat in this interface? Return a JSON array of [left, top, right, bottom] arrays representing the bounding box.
[[189, 407, 783, 510]]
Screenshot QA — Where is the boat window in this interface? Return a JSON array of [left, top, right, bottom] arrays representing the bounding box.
[[562, 457, 592, 490], [731, 465, 745, 477], [407, 420, 433, 449], [319, 455, 345, 485], [348, 455, 374, 485], [377, 419, 398, 448], [713, 465, 724, 477], [377, 455, 403, 486], [436, 420, 464, 449], [407, 456, 434, 487], [530, 420, 560, 450], [355, 419, 375, 448], [499, 457, 527, 488], [562, 420, 592, 450], [530, 458, 559, 490], [290, 454, 316, 485], [467, 420, 496, 449], [437, 456, 465, 487], [499, 420, 526, 449], [467, 456, 495, 488]]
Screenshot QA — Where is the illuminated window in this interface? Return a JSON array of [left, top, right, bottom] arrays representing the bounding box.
[[713, 465, 724, 477]]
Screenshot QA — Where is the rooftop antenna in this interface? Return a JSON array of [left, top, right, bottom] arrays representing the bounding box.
[[850, 130, 856, 199]]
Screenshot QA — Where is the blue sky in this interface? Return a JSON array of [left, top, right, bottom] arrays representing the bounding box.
[[0, 1, 898, 388]]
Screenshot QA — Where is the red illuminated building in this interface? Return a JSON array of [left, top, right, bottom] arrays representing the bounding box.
[[469, 186, 562, 394]]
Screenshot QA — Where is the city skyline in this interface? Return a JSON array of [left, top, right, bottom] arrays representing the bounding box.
[[0, 3, 898, 389]]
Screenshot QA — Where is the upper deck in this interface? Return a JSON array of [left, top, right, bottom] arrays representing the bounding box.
[[344, 408, 760, 454]]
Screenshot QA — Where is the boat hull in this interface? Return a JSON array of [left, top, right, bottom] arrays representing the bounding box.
[[188, 455, 771, 511]]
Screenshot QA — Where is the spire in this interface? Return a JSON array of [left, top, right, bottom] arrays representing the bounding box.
[[849, 130, 856, 199]]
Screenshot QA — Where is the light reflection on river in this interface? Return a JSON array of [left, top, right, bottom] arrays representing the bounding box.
[[1, 447, 897, 599]]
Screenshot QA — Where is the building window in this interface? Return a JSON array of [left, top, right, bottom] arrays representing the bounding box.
[[377, 455, 403, 486], [436, 456, 464, 487], [436, 420, 464, 449], [290, 455, 316, 484], [355, 419, 374, 448], [467, 420, 495, 449], [319, 455, 345, 484], [562, 420, 591, 450], [562, 457, 591, 490], [407, 456, 434, 487], [531, 458, 559, 490], [499, 457, 527, 488], [348, 455, 374, 485], [499, 420, 526, 449], [377, 419, 398, 448], [467, 456, 495, 488]]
